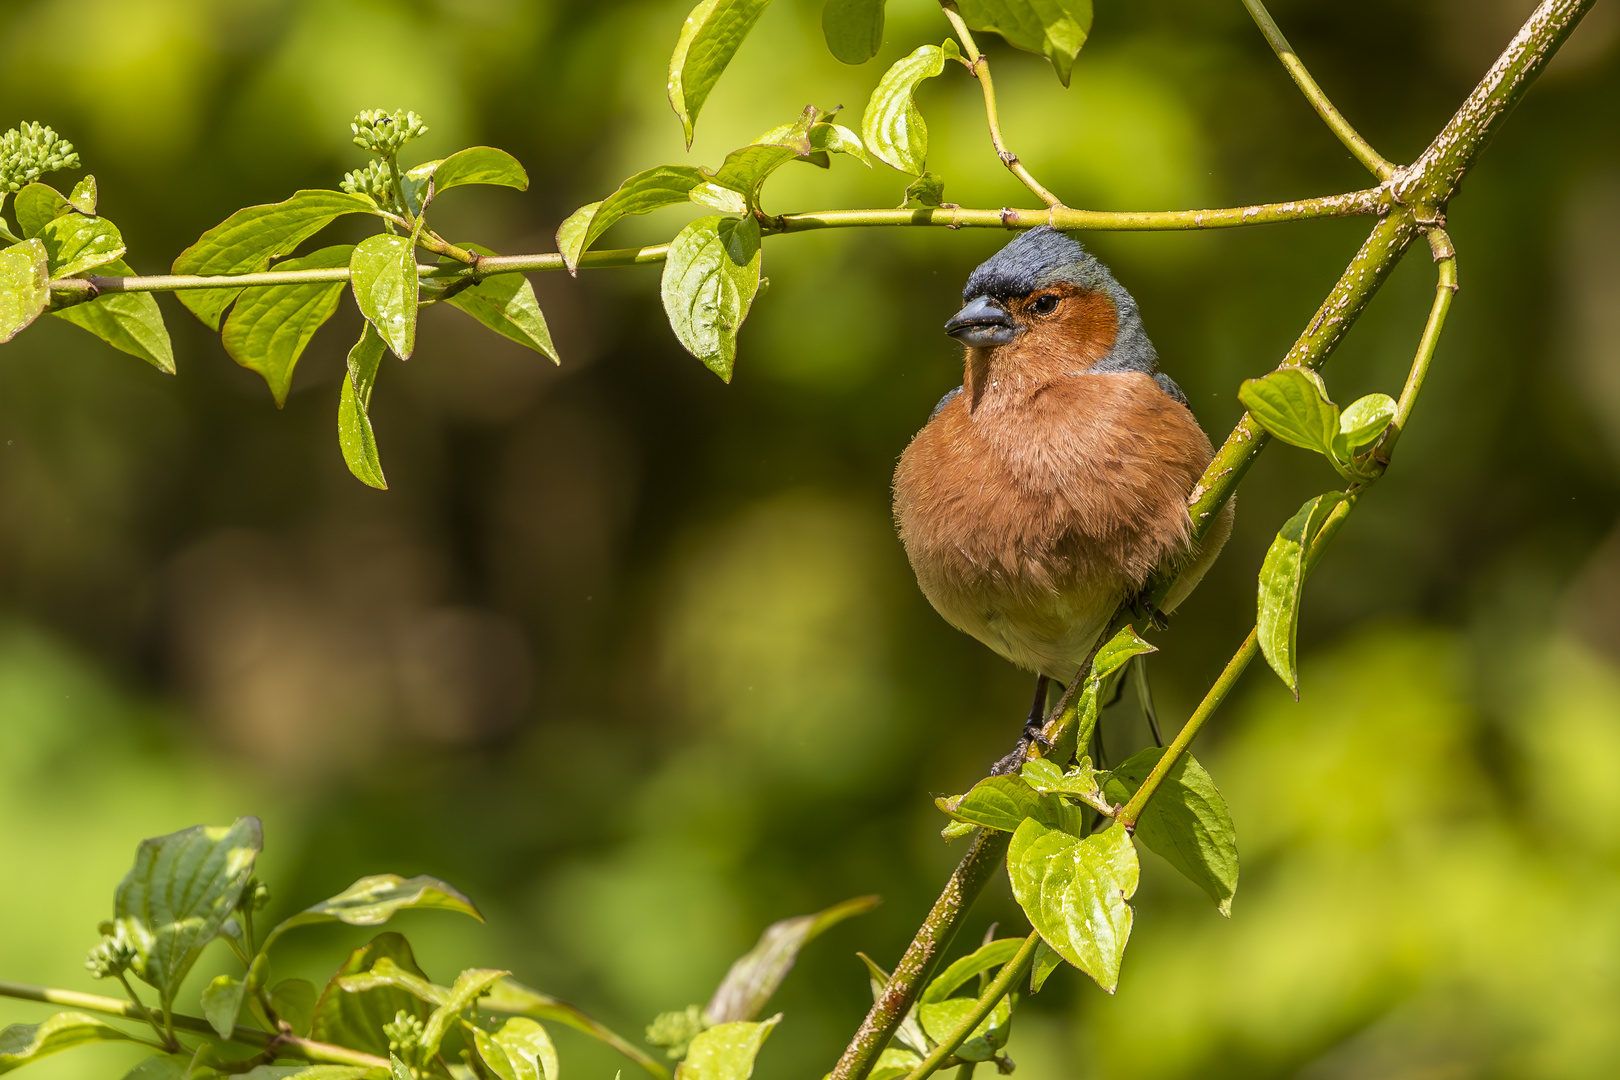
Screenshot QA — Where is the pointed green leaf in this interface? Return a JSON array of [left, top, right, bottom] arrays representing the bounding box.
[[1069, 626, 1157, 755], [266, 873, 481, 951], [121, 1056, 186, 1080], [1238, 366, 1341, 459], [1029, 938, 1062, 993], [336, 956, 448, 1008], [860, 42, 957, 175], [237, 1067, 383, 1080], [472, 1017, 558, 1080], [219, 244, 350, 405], [114, 818, 263, 1010], [807, 122, 872, 167], [0, 239, 49, 343], [201, 974, 246, 1038], [660, 214, 762, 382], [1007, 820, 1137, 993], [902, 171, 944, 208], [351, 234, 418, 360], [1102, 748, 1238, 915], [271, 978, 318, 1038], [1019, 756, 1097, 800], [12, 183, 73, 239], [1257, 491, 1344, 696], [916, 994, 1010, 1061], [51, 258, 175, 373], [822, 0, 886, 64], [709, 110, 822, 204], [668, 0, 775, 148], [0, 1013, 139, 1073], [391, 1057, 411, 1080], [704, 896, 879, 1023], [421, 969, 510, 1060], [313, 934, 438, 1058], [444, 247, 557, 362], [1333, 392, 1397, 461], [339, 322, 388, 490], [674, 1016, 779, 1080], [558, 167, 711, 273], [936, 774, 1082, 833], [954, 0, 1093, 85], [68, 175, 97, 215], [37, 213, 124, 279], [867, 1048, 923, 1080], [920, 938, 1024, 1004], [418, 146, 529, 195], [483, 979, 671, 1080], [172, 189, 376, 330]]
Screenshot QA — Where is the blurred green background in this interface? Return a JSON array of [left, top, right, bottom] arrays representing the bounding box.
[[2, 0, 1619, 1076]]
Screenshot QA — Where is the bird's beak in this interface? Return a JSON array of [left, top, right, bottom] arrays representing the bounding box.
[[944, 295, 1021, 347]]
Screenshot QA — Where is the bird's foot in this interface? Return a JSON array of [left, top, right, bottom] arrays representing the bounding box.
[[1128, 591, 1170, 632], [990, 716, 1052, 776]]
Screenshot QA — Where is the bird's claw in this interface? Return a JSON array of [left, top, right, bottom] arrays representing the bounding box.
[[990, 720, 1052, 776]]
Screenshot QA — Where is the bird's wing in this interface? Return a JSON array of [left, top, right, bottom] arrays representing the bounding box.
[[930, 385, 963, 419], [1153, 371, 1189, 404]]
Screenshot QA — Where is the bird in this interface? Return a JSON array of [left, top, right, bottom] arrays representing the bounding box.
[[892, 226, 1233, 765]]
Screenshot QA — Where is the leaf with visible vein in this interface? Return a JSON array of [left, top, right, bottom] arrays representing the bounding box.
[[420, 969, 510, 1061], [339, 322, 388, 490], [557, 167, 710, 273], [221, 245, 352, 406], [1006, 820, 1137, 993], [1102, 747, 1238, 915], [52, 259, 175, 373], [920, 937, 1024, 1004], [822, 0, 886, 64], [36, 214, 124, 278], [172, 190, 376, 330], [674, 1016, 779, 1080], [12, 183, 73, 238], [471, 1017, 559, 1080], [312, 934, 438, 1059], [1333, 392, 1397, 462], [954, 0, 1094, 85], [265, 873, 481, 951], [668, 0, 775, 148], [350, 235, 418, 360], [1238, 366, 1340, 460], [0, 239, 49, 343], [660, 214, 762, 382], [420, 146, 529, 195], [860, 42, 957, 175], [0, 1013, 139, 1073], [1257, 491, 1343, 696], [704, 895, 878, 1024], [444, 245, 557, 362]]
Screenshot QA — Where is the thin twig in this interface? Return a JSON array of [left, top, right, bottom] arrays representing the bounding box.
[[900, 932, 1039, 1080]]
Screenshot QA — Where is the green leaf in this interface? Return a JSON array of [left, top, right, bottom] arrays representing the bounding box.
[[12, 183, 73, 239], [704, 895, 879, 1023], [1333, 392, 1398, 461], [1006, 820, 1137, 993], [1019, 756, 1096, 800], [471, 1017, 558, 1080], [68, 175, 96, 215], [557, 167, 710, 273], [443, 246, 558, 362], [237, 1068, 384, 1080], [1102, 748, 1239, 915], [1237, 366, 1340, 459], [483, 979, 671, 1080], [860, 42, 958, 175], [416, 146, 529, 196], [0, 239, 49, 343], [271, 978, 319, 1037], [51, 258, 175, 373], [867, 1048, 923, 1080], [954, 0, 1094, 85], [807, 122, 873, 167], [822, 0, 886, 64], [901, 171, 944, 208], [266, 873, 481, 951], [113, 817, 263, 1011], [674, 1016, 779, 1080], [920, 938, 1024, 1004], [172, 189, 376, 330], [350, 235, 418, 360], [339, 322, 388, 490], [121, 1055, 186, 1080], [0, 1013, 138, 1073], [221, 244, 351, 406], [857, 955, 929, 1056], [660, 214, 762, 382], [916, 994, 1010, 1061], [201, 974, 246, 1038], [420, 969, 510, 1061], [709, 109, 822, 205], [312, 933, 438, 1059], [668, 0, 775, 148], [936, 774, 1080, 833], [391, 1057, 411, 1080], [36, 213, 124, 279], [1257, 491, 1344, 696], [1029, 938, 1061, 994], [1069, 626, 1157, 756]]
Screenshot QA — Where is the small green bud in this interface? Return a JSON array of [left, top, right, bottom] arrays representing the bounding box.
[[384, 1009, 425, 1061], [351, 109, 428, 157], [0, 122, 81, 194], [240, 878, 271, 913], [340, 158, 400, 210], [645, 1004, 709, 1059], [84, 926, 137, 979]]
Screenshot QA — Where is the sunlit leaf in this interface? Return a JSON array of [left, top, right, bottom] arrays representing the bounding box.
[[312, 934, 438, 1059], [236, 1067, 384, 1080], [1029, 938, 1062, 993], [920, 937, 1024, 1004], [916, 993, 1010, 1061], [936, 774, 1079, 833], [0, 239, 49, 342], [421, 147, 529, 195], [338, 321, 388, 490], [866, 1047, 923, 1080], [471, 1017, 558, 1080], [271, 979, 318, 1038], [668, 0, 775, 148], [1069, 626, 1157, 756], [484, 978, 670, 1080], [420, 969, 510, 1060], [1257, 491, 1344, 696], [172, 189, 376, 330], [336, 956, 447, 1008], [954, 0, 1094, 85], [558, 167, 710, 273], [114, 818, 263, 1011], [51, 259, 175, 373], [705, 895, 879, 1023], [12, 183, 73, 238], [221, 245, 351, 406], [902, 171, 945, 208], [807, 122, 873, 167], [1238, 366, 1340, 460], [1007, 820, 1137, 993], [121, 1055, 186, 1080], [36, 213, 124, 279], [822, 0, 886, 64], [443, 245, 558, 362], [1019, 757, 1097, 800], [68, 175, 96, 215], [350, 235, 418, 360], [1333, 392, 1398, 461], [860, 42, 958, 175], [201, 974, 245, 1038], [673, 1016, 779, 1080], [266, 873, 481, 950], [660, 214, 762, 382], [0, 1013, 139, 1073], [1102, 748, 1238, 915]]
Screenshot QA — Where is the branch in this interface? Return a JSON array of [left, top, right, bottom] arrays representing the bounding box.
[[940, 6, 1065, 208], [1240, 0, 1396, 180], [900, 932, 1039, 1080]]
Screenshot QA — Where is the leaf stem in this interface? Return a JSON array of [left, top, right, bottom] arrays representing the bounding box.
[[114, 973, 174, 1050], [1384, 229, 1458, 452], [940, 6, 1065, 208], [1240, 0, 1396, 181], [900, 932, 1038, 1080]]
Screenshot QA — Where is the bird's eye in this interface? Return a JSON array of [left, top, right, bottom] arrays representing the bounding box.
[[1032, 294, 1059, 315]]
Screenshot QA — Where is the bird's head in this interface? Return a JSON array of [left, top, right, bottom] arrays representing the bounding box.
[[945, 226, 1158, 381]]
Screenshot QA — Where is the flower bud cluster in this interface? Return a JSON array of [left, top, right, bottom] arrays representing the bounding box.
[[340, 159, 401, 210], [384, 1009, 424, 1060], [84, 925, 138, 979], [645, 1004, 709, 1059], [351, 110, 427, 157], [0, 122, 81, 194]]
